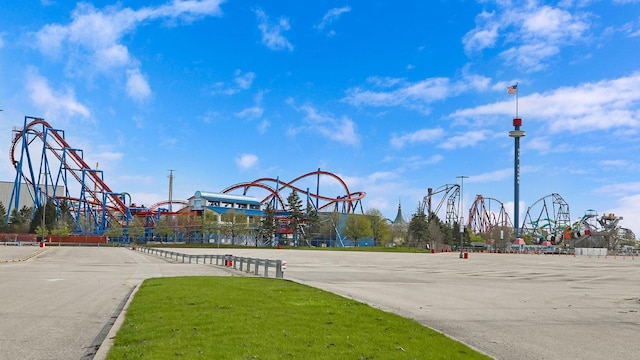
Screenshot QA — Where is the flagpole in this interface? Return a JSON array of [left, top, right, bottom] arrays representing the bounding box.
[[515, 82, 519, 118]]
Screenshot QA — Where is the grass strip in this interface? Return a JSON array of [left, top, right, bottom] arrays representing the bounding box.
[[107, 277, 489, 360]]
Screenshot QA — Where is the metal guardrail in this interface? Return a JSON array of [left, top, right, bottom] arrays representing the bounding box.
[[135, 246, 286, 279], [1, 241, 123, 247]]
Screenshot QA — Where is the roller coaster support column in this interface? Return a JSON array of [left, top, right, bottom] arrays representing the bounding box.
[[456, 175, 468, 257], [508, 84, 525, 238]]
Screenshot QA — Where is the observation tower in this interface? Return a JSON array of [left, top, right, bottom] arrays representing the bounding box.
[[507, 84, 525, 237]]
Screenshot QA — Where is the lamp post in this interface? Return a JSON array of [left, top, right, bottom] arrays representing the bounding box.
[[457, 175, 468, 258], [40, 173, 47, 242]]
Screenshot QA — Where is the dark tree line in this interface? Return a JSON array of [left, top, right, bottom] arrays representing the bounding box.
[[407, 205, 467, 250]]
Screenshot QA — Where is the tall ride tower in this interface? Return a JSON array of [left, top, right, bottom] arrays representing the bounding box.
[[507, 84, 525, 237]]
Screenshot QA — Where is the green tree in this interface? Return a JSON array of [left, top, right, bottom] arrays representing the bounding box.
[[259, 204, 277, 245], [104, 222, 124, 240], [425, 213, 447, 250], [0, 202, 7, 232], [51, 222, 71, 237], [201, 210, 220, 244], [302, 200, 320, 246], [57, 200, 75, 231], [221, 209, 245, 245], [9, 209, 22, 232], [127, 216, 145, 243], [35, 224, 48, 240], [177, 213, 201, 243], [153, 216, 175, 242], [366, 209, 391, 246], [287, 190, 304, 246], [30, 201, 56, 234], [343, 213, 372, 246], [408, 206, 428, 248]]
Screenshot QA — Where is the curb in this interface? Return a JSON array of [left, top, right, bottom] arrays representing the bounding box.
[[92, 285, 140, 360], [0, 248, 48, 263]]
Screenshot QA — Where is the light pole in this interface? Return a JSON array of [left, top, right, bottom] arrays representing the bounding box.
[[40, 173, 47, 242], [457, 175, 468, 258]]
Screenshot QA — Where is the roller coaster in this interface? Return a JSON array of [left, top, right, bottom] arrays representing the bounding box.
[[6, 117, 365, 235], [222, 169, 366, 214], [8, 116, 132, 233], [422, 186, 634, 248]]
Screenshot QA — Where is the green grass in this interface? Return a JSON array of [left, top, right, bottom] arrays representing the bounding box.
[[107, 277, 489, 360]]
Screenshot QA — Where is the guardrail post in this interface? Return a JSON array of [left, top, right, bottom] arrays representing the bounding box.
[[233, 256, 237, 270], [264, 260, 269, 278], [276, 260, 283, 279], [254, 260, 260, 276], [239, 257, 244, 271]]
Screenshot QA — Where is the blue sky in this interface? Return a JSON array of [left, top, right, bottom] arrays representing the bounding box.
[[1, 0, 640, 236]]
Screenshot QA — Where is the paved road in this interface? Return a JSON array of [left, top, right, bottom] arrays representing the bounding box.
[[173, 248, 640, 360], [0, 246, 233, 360], [2, 246, 640, 360]]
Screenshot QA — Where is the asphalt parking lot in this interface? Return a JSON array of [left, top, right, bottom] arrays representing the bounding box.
[[2, 246, 639, 360]]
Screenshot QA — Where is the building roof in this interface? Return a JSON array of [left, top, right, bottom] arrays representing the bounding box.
[[194, 191, 261, 205], [393, 201, 406, 224]]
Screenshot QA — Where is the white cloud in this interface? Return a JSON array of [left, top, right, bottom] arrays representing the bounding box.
[[463, 3, 591, 72], [236, 153, 258, 170], [126, 68, 152, 102], [288, 101, 360, 146], [610, 194, 640, 238], [390, 128, 445, 148], [257, 119, 270, 134], [211, 70, 256, 95], [463, 10, 499, 53], [254, 8, 293, 51], [26, 68, 91, 119], [235, 91, 265, 120], [438, 130, 491, 150], [234, 70, 256, 90], [450, 73, 640, 134], [344, 74, 490, 113], [316, 6, 351, 33], [467, 168, 513, 183], [32, 0, 224, 100], [235, 106, 263, 120]]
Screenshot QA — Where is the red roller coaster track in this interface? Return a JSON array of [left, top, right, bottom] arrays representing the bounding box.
[[222, 169, 366, 213]]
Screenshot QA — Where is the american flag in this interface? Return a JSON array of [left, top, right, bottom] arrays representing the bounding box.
[[507, 84, 517, 94]]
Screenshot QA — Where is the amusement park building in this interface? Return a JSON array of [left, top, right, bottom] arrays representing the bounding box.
[[0, 181, 63, 212], [188, 191, 264, 223]]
